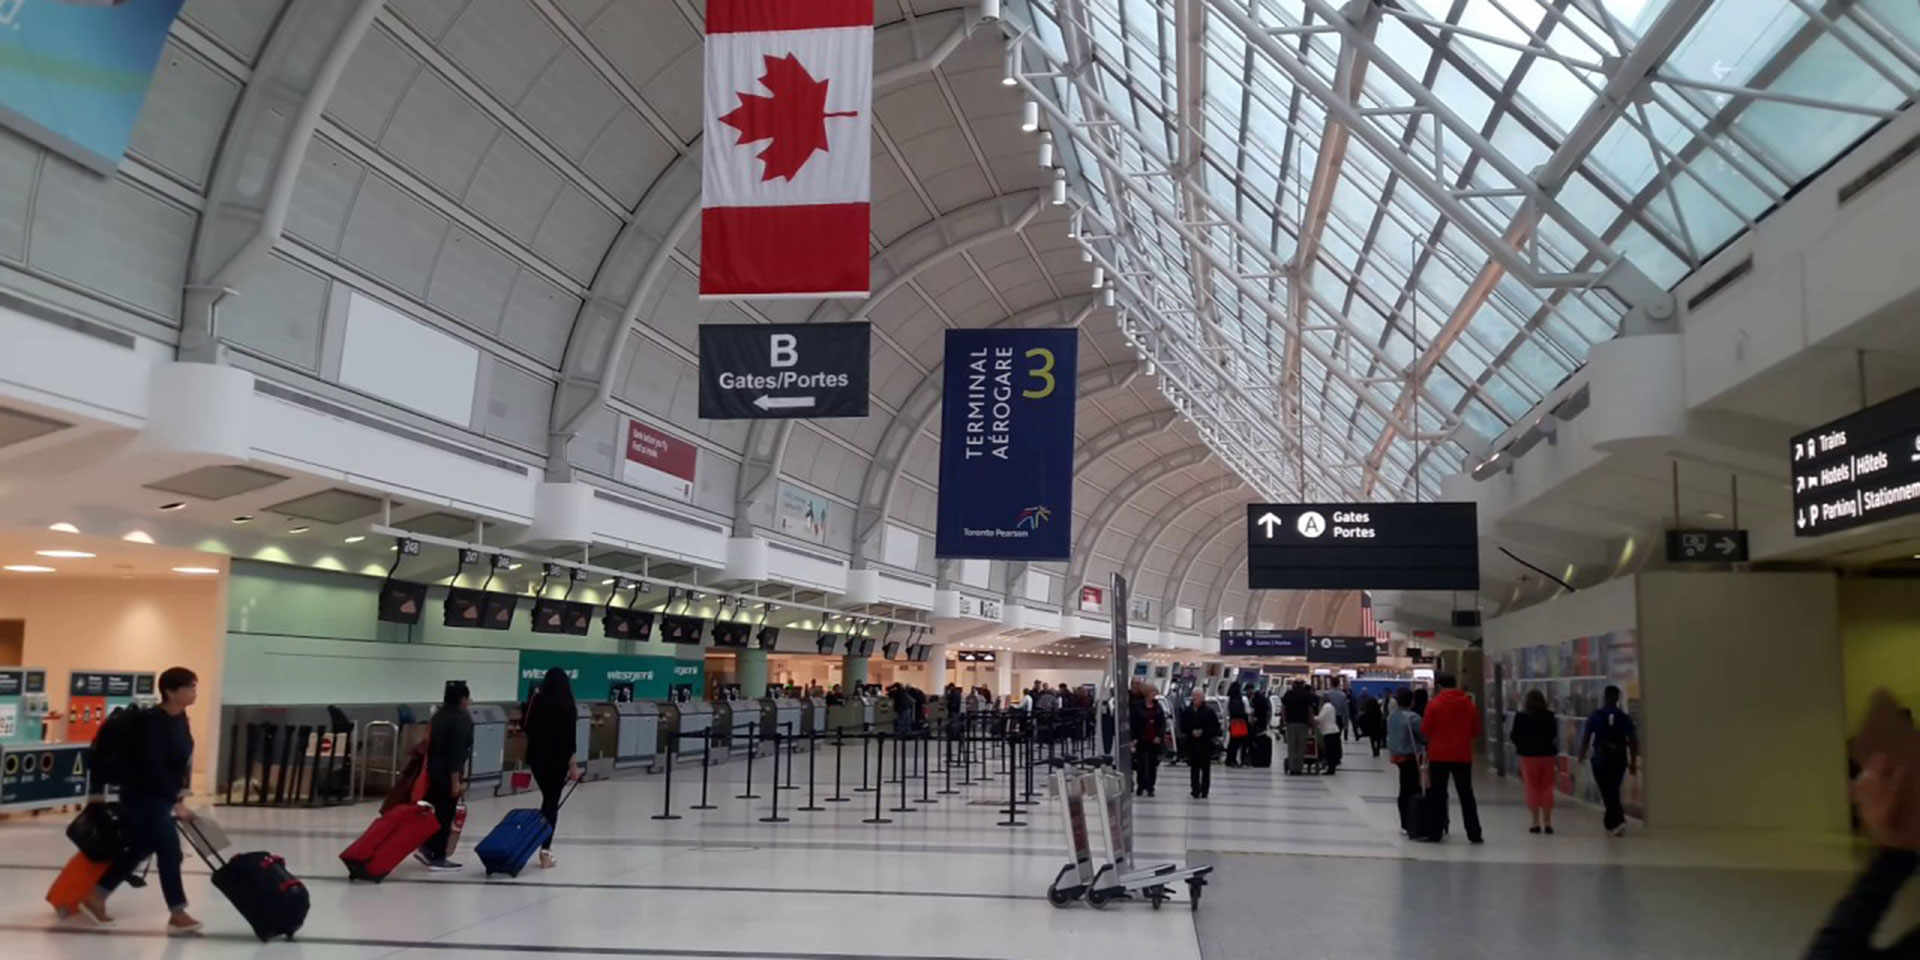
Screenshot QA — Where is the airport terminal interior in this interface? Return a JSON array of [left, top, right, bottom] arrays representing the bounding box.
[[1, 0, 1920, 957]]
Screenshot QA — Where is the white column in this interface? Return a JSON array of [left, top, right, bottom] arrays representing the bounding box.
[[928, 644, 948, 692]]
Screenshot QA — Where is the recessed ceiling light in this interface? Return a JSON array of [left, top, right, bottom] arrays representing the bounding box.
[[159, 502, 186, 511], [48, 523, 79, 534], [343, 535, 365, 544], [122, 531, 155, 544], [3, 565, 55, 573], [35, 549, 94, 559], [287, 526, 309, 534], [1701, 511, 1727, 521], [172, 566, 221, 576], [230, 516, 254, 524]]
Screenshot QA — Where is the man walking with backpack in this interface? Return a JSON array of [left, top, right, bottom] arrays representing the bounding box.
[[81, 667, 202, 934], [1578, 685, 1639, 836]]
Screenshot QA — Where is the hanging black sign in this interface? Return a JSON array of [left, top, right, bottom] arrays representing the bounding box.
[[1791, 385, 1920, 536], [1218, 629, 1308, 656], [699, 322, 870, 419], [1307, 636, 1379, 665], [1246, 502, 1479, 590]]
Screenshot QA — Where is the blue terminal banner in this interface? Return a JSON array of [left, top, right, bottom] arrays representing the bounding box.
[[0, 0, 187, 174], [935, 328, 1078, 560]]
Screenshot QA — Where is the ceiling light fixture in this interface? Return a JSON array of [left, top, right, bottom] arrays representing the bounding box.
[[3, 565, 55, 573], [48, 523, 79, 534], [1090, 266, 1105, 289], [1037, 130, 1053, 168], [172, 566, 221, 576], [343, 535, 366, 544], [159, 502, 186, 512], [1102, 287, 1116, 308], [1001, 43, 1019, 86], [230, 516, 254, 524], [35, 550, 94, 559], [287, 526, 309, 534], [1020, 100, 1039, 133], [122, 531, 154, 544], [1050, 167, 1067, 205]]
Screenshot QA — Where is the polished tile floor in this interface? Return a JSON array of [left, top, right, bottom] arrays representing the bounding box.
[[0, 737, 1882, 958]]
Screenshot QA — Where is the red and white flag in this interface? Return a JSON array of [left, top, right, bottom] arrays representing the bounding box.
[[702, 0, 872, 299]]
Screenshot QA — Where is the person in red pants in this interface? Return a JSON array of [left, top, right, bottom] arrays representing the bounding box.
[[1509, 688, 1560, 835]]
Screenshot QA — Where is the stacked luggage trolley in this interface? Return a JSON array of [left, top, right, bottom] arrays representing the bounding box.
[[1041, 755, 1211, 910]]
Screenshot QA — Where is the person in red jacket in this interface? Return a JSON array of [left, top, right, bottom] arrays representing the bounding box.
[[1415, 673, 1483, 844]]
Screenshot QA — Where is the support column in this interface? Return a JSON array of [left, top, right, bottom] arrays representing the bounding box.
[[842, 655, 869, 690], [928, 645, 949, 692], [738, 649, 769, 698]]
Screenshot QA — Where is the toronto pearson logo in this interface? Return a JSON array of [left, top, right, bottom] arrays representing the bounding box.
[[1015, 506, 1053, 530], [720, 53, 859, 182]]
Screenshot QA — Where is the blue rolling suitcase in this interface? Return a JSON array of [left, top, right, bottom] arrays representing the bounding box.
[[476, 779, 578, 878]]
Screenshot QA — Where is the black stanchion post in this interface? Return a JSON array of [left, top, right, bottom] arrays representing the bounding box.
[[691, 727, 717, 811], [917, 732, 936, 804], [939, 727, 959, 795], [1022, 725, 1038, 805], [890, 733, 914, 813], [780, 722, 798, 791], [826, 728, 850, 803], [737, 722, 761, 800], [997, 729, 1026, 827], [651, 732, 682, 821], [760, 730, 789, 823], [863, 733, 892, 824], [860, 721, 875, 791], [799, 730, 824, 812]]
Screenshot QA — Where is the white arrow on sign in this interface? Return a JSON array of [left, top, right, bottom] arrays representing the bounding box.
[[753, 395, 816, 411], [1715, 536, 1740, 555], [1255, 512, 1283, 538]]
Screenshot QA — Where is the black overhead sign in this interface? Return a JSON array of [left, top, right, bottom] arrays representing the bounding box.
[[1218, 628, 1308, 657], [1308, 636, 1379, 665], [1245, 502, 1479, 591], [698, 322, 870, 420], [1665, 529, 1749, 563], [1792, 386, 1920, 536]]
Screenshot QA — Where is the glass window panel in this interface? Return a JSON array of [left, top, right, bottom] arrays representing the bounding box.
[[1513, 54, 1596, 134], [1614, 223, 1690, 288], [1861, 0, 1920, 50], [1733, 33, 1904, 179], [1431, 64, 1496, 131]]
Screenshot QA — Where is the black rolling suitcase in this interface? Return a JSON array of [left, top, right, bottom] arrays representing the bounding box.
[[182, 820, 309, 942], [1249, 734, 1273, 769]]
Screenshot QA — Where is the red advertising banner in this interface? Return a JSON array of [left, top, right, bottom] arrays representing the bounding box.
[[623, 420, 697, 502]]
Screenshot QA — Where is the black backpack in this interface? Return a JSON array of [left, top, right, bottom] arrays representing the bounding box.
[[89, 704, 150, 787]]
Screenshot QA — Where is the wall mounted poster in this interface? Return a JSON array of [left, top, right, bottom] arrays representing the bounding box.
[[1488, 631, 1645, 821], [935, 328, 1077, 560], [775, 482, 830, 544], [622, 419, 697, 502], [0, 0, 186, 173]]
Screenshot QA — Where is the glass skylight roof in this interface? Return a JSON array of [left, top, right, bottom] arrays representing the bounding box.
[[1015, 0, 1918, 500]]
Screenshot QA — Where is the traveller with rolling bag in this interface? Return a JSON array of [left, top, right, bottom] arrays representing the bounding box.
[[341, 801, 442, 881], [518, 667, 581, 870], [76, 667, 203, 935], [476, 778, 582, 877]]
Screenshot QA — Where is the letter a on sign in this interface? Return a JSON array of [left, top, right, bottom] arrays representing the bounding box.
[[701, 1, 873, 299]]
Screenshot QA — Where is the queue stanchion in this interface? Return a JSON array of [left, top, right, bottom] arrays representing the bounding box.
[[759, 730, 789, 823], [650, 732, 682, 821], [939, 727, 959, 796], [996, 728, 1026, 828], [917, 732, 937, 804], [863, 733, 893, 825], [1021, 724, 1038, 806], [855, 723, 875, 793], [737, 722, 761, 800], [890, 733, 915, 814], [691, 726, 718, 811], [826, 728, 851, 803], [780, 722, 799, 791], [798, 730, 825, 812]]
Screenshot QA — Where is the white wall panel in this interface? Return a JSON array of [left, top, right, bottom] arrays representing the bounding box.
[[338, 292, 480, 425]]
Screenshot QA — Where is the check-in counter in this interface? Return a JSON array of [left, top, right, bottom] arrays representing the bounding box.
[[759, 698, 804, 743], [612, 701, 659, 770], [468, 704, 508, 787], [583, 703, 615, 780], [660, 700, 712, 763]]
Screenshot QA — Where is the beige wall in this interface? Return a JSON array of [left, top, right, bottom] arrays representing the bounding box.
[[1838, 579, 1920, 732], [0, 578, 227, 795], [1637, 571, 1849, 835]]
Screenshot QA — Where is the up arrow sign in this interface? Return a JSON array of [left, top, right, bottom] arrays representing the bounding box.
[[1255, 512, 1284, 538], [753, 395, 816, 412]]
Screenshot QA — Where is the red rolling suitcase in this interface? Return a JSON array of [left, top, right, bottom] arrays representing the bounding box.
[[46, 852, 112, 918], [340, 801, 439, 881]]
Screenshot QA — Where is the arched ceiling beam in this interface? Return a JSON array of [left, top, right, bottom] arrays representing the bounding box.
[[1161, 507, 1245, 633], [1071, 410, 1178, 475], [1202, 555, 1247, 638], [545, 13, 990, 473], [181, 0, 386, 361], [1117, 480, 1246, 601], [1061, 444, 1214, 602], [733, 191, 1047, 534]]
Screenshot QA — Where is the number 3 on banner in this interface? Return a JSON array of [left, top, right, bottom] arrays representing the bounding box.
[[1023, 348, 1056, 399]]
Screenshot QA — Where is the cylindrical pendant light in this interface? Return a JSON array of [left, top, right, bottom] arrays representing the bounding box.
[[1020, 100, 1040, 133]]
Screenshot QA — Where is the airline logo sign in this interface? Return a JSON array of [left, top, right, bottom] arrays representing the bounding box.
[[699, 322, 870, 419]]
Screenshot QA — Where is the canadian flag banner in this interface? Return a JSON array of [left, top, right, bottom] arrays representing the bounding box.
[[702, 0, 873, 299]]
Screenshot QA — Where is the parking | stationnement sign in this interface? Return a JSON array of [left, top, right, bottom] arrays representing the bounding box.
[[699, 322, 870, 419]]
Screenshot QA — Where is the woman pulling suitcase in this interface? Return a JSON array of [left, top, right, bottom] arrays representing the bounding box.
[[522, 668, 582, 869]]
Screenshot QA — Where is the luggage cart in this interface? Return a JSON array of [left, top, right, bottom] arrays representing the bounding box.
[[1042, 757, 1210, 911]]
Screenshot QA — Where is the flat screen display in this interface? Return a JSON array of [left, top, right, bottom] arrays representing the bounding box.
[[660, 614, 705, 645], [480, 592, 518, 630], [530, 598, 569, 635], [378, 580, 428, 625], [444, 586, 484, 628]]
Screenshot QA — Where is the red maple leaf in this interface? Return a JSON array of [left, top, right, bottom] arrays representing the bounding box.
[[719, 53, 859, 182]]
